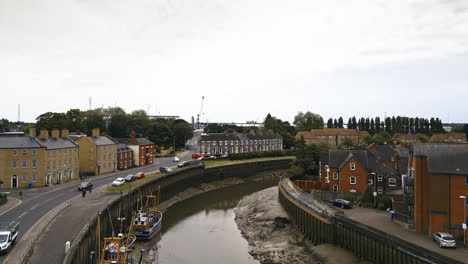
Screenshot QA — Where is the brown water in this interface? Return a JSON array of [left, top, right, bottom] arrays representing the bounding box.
[[132, 174, 279, 264]]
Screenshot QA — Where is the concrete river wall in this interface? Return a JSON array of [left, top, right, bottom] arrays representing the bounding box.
[[62, 159, 292, 264], [278, 177, 463, 264]]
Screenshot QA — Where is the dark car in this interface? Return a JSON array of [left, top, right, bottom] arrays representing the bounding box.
[[330, 198, 353, 209], [159, 167, 173, 173], [124, 174, 135, 182], [178, 161, 189, 168], [78, 182, 93, 191]]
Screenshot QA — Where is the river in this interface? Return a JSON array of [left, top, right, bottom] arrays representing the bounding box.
[[132, 174, 279, 264]]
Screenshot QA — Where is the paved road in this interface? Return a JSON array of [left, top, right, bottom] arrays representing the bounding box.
[[0, 152, 194, 263]]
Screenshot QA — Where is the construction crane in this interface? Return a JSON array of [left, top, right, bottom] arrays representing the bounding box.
[[196, 96, 205, 129]]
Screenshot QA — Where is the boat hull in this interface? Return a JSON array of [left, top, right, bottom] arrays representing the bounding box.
[[133, 211, 163, 240]]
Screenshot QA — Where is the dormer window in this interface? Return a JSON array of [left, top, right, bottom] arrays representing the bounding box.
[[350, 163, 355, 170]]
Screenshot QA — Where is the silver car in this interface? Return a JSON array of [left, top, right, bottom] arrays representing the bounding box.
[[433, 232, 456, 248]]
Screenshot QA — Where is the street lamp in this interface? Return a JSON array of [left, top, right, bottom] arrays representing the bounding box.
[[461, 195, 467, 248]]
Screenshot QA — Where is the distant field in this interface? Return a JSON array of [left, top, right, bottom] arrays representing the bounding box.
[[105, 156, 294, 193]]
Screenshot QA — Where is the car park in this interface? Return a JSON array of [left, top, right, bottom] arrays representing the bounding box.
[[112, 178, 125, 187], [330, 198, 353, 209], [77, 182, 93, 191], [135, 172, 145, 179], [160, 167, 173, 173], [433, 232, 456, 248], [173, 157, 180, 162], [124, 174, 135, 182]]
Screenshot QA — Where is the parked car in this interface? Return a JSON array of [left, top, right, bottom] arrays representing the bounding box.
[[77, 182, 93, 191], [433, 232, 456, 248], [160, 167, 173, 173], [112, 178, 125, 187], [192, 153, 200, 159], [173, 157, 180, 162], [135, 172, 145, 179], [124, 174, 135, 182], [178, 161, 188, 168], [202, 154, 210, 158], [330, 198, 353, 209]]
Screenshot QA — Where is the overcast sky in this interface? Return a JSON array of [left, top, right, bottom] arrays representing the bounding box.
[[1, 0, 468, 124]]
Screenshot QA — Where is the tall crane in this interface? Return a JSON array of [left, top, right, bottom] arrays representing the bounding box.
[[196, 96, 205, 129]]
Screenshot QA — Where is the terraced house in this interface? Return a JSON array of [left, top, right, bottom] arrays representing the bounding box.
[[73, 128, 118, 175], [34, 128, 79, 185], [0, 131, 47, 188], [115, 134, 154, 167], [199, 131, 282, 155]]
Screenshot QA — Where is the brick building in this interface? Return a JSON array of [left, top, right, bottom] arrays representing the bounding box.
[[411, 143, 468, 237], [296, 128, 367, 147], [115, 134, 154, 167], [199, 131, 282, 155], [117, 143, 133, 170], [319, 150, 378, 193]]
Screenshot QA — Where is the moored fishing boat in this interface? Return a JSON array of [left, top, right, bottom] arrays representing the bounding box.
[[132, 187, 163, 240]]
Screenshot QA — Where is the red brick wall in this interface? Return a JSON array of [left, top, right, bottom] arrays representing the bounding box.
[[338, 157, 368, 193], [118, 151, 133, 170]]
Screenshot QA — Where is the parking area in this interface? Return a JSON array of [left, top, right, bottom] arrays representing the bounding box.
[[342, 207, 468, 263]]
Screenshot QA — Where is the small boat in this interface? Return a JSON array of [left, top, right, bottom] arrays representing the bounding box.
[[98, 212, 136, 264], [132, 187, 163, 240], [105, 232, 137, 257]]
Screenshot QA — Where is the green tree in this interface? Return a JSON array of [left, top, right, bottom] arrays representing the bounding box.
[[104, 107, 129, 137], [293, 136, 328, 175], [293, 111, 324, 131], [83, 109, 106, 134], [342, 137, 354, 148], [65, 109, 86, 132], [170, 119, 194, 149], [128, 110, 150, 136], [327, 118, 333, 128], [338, 117, 344, 128]]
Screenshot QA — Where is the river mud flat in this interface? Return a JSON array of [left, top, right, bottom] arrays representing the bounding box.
[[234, 187, 367, 264]]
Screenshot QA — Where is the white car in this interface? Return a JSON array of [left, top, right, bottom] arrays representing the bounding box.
[[112, 178, 125, 187], [433, 232, 456, 248], [173, 157, 180, 162]]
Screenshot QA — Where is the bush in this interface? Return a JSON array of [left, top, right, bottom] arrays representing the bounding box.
[[345, 192, 356, 202], [358, 185, 374, 205], [0, 193, 7, 206], [377, 195, 392, 210], [228, 149, 293, 160], [286, 165, 304, 178]]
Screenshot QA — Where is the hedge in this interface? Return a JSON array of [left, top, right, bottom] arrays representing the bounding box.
[[0, 193, 7, 206], [228, 149, 293, 160]]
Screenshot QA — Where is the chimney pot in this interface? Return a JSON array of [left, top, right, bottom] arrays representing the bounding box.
[[61, 128, 69, 138], [131, 133, 135, 145], [51, 128, 59, 139], [29, 126, 36, 138], [92, 128, 100, 137], [40, 129, 49, 140]]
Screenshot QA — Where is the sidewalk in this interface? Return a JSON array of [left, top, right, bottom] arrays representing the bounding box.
[[25, 186, 119, 264], [0, 197, 22, 216], [343, 207, 468, 263]]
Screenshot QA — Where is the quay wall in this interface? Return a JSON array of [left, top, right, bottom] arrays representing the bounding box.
[[278, 177, 463, 264], [62, 159, 292, 264]]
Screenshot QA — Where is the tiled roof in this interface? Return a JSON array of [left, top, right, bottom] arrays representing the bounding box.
[[36, 138, 78, 150], [117, 143, 132, 153], [372, 145, 395, 162], [324, 150, 377, 170], [395, 145, 409, 157], [114, 137, 154, 146], [393, 133, 425, 140], [296, 128, 360, 139], [88, 136, 118, 146], [376, 164, 399, 177], [431, 133, 466, 141], [413, 143, 468, 175], [0, 134, 44, 149]]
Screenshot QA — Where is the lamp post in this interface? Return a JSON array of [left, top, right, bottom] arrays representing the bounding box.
[[461, 195, 467, 248]]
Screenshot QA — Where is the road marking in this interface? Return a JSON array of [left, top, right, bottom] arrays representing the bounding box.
[[17, 212, 27, 219], [30, 204, 40, 210]]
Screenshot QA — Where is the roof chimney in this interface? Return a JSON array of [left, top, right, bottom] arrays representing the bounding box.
[[29, 126, 36, 138], [131, 133, 135, 145], [40, 129, 49, 140], [61, 128, 69, 138], [92, 128, 100, 137], [51, 128, 59, 139]]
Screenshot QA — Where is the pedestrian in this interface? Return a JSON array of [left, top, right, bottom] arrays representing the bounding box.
[[89, 185, 92, 193], [19, 191, 22, 200], [390, 210, 395, 221], [82, 190, 86, 198]]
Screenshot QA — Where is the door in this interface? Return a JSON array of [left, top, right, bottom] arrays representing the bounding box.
[[12, 176, 17, 188], [46, 173, 51, 185], [68, 170, 73, 179], [58, 171, 62, 183]]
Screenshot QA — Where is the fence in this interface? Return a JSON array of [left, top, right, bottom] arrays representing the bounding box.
[[62, 158, 293, 264], [278, 177, 462, 264]]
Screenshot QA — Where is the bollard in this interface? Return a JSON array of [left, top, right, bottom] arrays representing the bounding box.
[[65, 241, 70, 254], [89, 251, 95, 264]]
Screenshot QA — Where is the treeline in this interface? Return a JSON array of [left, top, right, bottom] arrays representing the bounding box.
[[204, 123, 259, 134], [326, 116, 445, 136], [34, 108, 193, 150]]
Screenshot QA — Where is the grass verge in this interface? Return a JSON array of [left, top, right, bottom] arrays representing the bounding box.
[[204, 156, 295, 168]]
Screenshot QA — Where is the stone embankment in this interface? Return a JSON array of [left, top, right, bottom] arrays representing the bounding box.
[[234, 187, 366, 264]]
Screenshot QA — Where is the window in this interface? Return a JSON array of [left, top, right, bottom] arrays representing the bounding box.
[[23, 149, 27, 155], [53, 151, 56, 157], [69, 149, 72, 154], [33, 149, 37, 155], [32, 160, 37, 168], [368, 179, 373, 185], [333, 172, 339, 180], [103, 154, 106, 161], [74, 148, 77, 153], [350, 163, 355, 170], [22, 175, 27, 183], [325, 165, 329, 171], [47, 151, 50, 157], [103, 146, 106, 151], [125, 153, 127, 158], [58, 150, 61, 156], [124, 161, 127, 168], [378, 187, 383, 194], [23, 160, 27, 168], [59, 160, 62, 168], [120, 153, 122, 159], [120, 162, 122, 168], [378, 175, 383, 181], [108, 153, 111, 159], [103, 163, 106, 169], [12, 160, 17, 169], [47, 162, 50, 170], [53, 161, 56, 169], [13, 149, 17, 156], [388, 178, 396, 187], [108, 162, 111, 169], [350, 176, 356, 184], [333, 185, 338, 192], [32, 174, 37, 182]]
